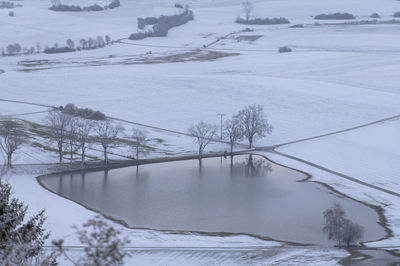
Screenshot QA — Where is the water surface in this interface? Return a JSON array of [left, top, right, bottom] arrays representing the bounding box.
[[39, 155, 385, 245]]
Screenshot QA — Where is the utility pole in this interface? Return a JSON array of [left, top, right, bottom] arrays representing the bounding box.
[[218, 113, 225, 141]]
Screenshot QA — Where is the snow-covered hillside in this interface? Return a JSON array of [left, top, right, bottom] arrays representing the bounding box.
[[1, 0, 400, 264]]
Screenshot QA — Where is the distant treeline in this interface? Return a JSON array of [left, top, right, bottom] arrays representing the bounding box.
[[129, 8, 194, 40], [49, 0, 120, 12], [314, 13, 356, 20], [44, 35, 112, 54], [236, 17, 290, 25], [1, 35, 112, 57], [0, 1, 22, 9]]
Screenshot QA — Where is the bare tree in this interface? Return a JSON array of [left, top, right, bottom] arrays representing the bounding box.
[[341, 219, 364, 248], [323, 202, 346, 247], [80, 39, 88, 49], [44, 111, 71, 163], [188, 121, 217, 158], [224, 117, 243, 154], [242, 1, 253, 23], [95, 120, 123, 164], [54, 215, 131, 266], [66, 117, 79, 164], [66, 39, 75, 49], [323, 202, 364, 247], [105, 35, 111, 45], [76, 118, 93, 165], [0, 120, 28, 166], [88, 38, 94, 49], [130, 129, 150, 161], [236, 104, 272, 148]]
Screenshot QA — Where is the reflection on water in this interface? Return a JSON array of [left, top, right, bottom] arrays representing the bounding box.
[[231, 154, 272, 177], [38, 155, 385, 245]]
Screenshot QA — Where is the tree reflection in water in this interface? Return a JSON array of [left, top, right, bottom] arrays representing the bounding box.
[[231, 154, 272, 177]]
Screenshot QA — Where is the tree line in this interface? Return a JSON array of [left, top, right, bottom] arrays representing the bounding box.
[[188, 104, 273, 159], [1, 103, 272, 167], [0, 105, 149, 166], [129, 7, 194, 40], [1, 35, 112, 57], [49, 0, 120, 12]]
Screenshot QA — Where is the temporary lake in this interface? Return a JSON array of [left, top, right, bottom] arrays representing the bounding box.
[[38, 154, 385, 245]]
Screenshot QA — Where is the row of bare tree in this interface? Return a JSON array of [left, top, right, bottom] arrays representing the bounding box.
[[0, 110, 149, 166], [0, 104, 272, 166], [44, 110, 150, 165], [188, 104, 272, 158]]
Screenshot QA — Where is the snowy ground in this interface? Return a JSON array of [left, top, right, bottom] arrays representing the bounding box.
[[1, 0, 400, 264], [271, 118, 400, 248]]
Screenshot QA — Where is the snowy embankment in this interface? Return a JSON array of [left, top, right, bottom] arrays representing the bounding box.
[[267, 118, 400, 247]]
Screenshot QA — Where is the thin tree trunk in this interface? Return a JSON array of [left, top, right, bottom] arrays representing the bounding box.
[[59, 149, 63, 164], [81, 145, 85, 165], [70, 143, 73, 164], [7, 153, 11, 166], [103, 147, 108, 164]]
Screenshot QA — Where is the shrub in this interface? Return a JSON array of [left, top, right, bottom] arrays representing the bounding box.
[[370, 13, 380, 18], [278, 46, 292, 53], [63, 103, 106, 120], [243, 27, 254, 32], [54, 216, 131, 265], [8, 10, 14, 16], [314, 13, 356, 20], [394, 12, 400, 18], [82, 4, 104, 11], [290, 24, 304, 28], [175, 3, 183, 8], [236, 17, 290, 25]]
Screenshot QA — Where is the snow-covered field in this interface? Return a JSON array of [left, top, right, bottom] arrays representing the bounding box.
[[1, 0, 400, 264]]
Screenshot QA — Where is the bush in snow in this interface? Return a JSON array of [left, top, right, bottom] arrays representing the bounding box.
[[370, 13, 380, 18], [8, 10, 14, 16], [83, 4, 104, 12], [394, 12, 400, 18], [290, 24, 304, 28], [278, 46, 292, 53], [130, 8, 194, 40], [314, 13, 356, 20], [54, 215, 131, 266], [62, 103, 106, 121], [236, 16, 290, 25], [175, 3, 183, 8]]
